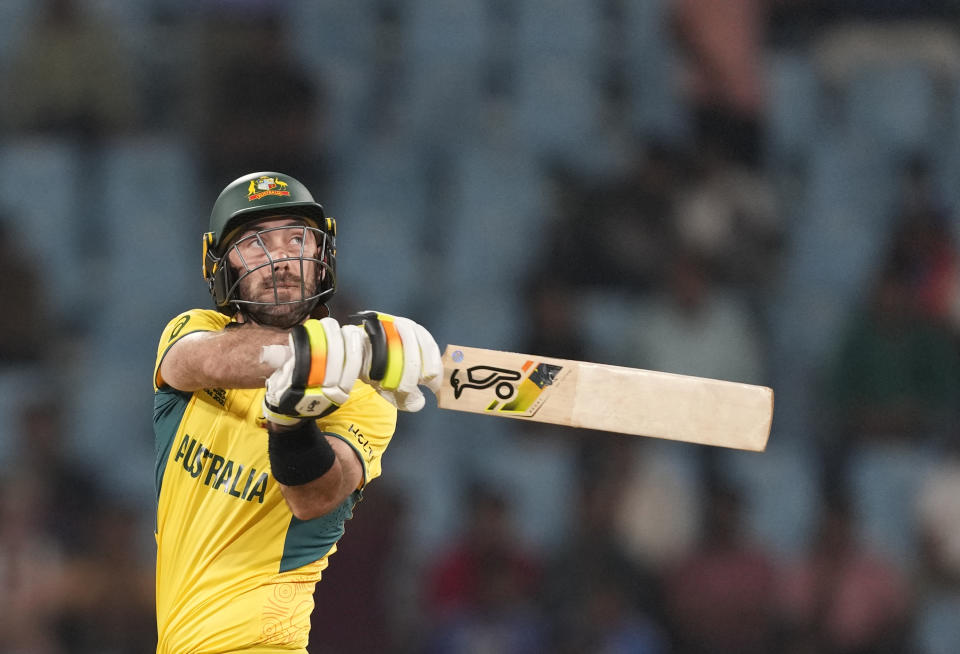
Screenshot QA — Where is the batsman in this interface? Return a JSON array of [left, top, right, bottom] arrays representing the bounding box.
[[152, 171, 442, 653]]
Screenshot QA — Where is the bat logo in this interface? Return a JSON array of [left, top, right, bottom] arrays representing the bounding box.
[[449, 366, 522, 400], [450, 362, 564, 414]]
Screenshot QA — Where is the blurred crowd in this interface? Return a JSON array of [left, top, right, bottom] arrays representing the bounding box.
[[2, 0, 960, 652]]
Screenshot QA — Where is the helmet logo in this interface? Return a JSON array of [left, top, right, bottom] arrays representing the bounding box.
[[246, 176, 290, 201]]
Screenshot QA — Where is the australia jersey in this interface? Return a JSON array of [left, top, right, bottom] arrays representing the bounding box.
[[153, 309, 397, 653]]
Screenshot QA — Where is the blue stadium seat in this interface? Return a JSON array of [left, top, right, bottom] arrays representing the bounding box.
[[577, 289, 648, 365], [285, 1, 377, 66], [284, 2, 379, 152], [92, 139, 201, 354], [513, 51, 605, 159], [931, 77, 960, 220], [328, 140, 430, 314], [69, 361, 156, 509], [913, 591, 960, 654], [0, 0, 39, 68], [848, 442, 937, 569], [621, 0, 690, 144], [764, 51, 823, 171], [771, 135, 898, 366], [401, 0, 488, 140], [430, 290, 527, 355], [766, 135, 900, 450], [720, 441, 822, 557], [842, 63, 942, 159], [516, 0, 601, 57], [512, 0, 606, 158], [441, 145, 549, 291]]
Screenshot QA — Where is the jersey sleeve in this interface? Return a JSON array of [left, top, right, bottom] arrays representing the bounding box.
[[319, 381, 398, 487], [154, 309, 231, 391]]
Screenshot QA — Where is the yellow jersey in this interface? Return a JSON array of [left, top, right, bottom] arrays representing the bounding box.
[[153, 309, 397, 653]]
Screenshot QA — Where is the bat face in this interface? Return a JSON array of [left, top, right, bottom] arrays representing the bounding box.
[[437, 345, 773, 451]]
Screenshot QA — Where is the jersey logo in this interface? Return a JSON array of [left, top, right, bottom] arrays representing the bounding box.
[[204, 388, 227, 406], [247, 176, 290, 201], [169, 314, 191, 341]]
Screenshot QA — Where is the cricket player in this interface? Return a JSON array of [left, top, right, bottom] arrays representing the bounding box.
[[153, 171, 441, 653]]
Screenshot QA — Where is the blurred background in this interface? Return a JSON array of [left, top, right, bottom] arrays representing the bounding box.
[[2, 0, 960, 652]]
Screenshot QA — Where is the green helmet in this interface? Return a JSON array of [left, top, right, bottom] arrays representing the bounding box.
[[202, 172, 337, 321]]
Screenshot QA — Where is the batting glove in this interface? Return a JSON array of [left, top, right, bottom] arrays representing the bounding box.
[[352, 311, 442, 412], [263, 317, 366, 425]]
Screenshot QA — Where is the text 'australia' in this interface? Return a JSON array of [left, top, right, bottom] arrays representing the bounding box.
[[173, 435, 268, 503]]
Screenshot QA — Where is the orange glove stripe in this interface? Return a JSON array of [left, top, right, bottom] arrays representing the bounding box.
[[304, 320, 328, 386]]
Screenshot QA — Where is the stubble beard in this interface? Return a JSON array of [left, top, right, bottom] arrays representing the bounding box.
[[236, 268, 319, 328]]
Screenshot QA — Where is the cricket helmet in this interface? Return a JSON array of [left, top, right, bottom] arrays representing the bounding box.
[[202, 171, 337, 321]]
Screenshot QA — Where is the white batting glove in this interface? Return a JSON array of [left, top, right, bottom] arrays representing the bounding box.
[[351, 311, 442, 412], [262, 317, 366, 425]]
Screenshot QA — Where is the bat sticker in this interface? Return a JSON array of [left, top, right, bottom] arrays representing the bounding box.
[[450, 361, 565, 416]]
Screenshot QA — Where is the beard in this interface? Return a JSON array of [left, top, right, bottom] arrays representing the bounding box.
[[235, 266, 319, 328], [242, 300, 315, 328]]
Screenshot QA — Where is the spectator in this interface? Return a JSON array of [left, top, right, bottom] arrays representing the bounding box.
[[0, 217, 50, 367], [913, 443, 960, 653], [884, 156, 960, 329], [423, 484, 546, 652], [826, 261, 960, 451], [523, 276, 589, 362], [309, 486, 407, 653], [613, 442, 702, 573], [542, 476, 668, 654], [813, 19, 960, 93], [671, 0, 768, 167], [185, 8, 330, 195], [424, 555, 549, 654], [779, 494, 911, 654], [55, 501, 156, 653], [0, 474, 66, 653], [425, 485, 540, 617], [538, 142, 685, 294], [15, 402, 104, 553], [663, 481, 779, 654], [915, 440, 960, 583], [619, 250, 767, 386], [672, 146, 784, 296], [4, 0, 142, 139]]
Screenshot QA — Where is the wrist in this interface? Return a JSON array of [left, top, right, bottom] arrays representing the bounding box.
[[267, 418, 306, 431], [262, 401, 306, 428], [267, 420, 336, 486]]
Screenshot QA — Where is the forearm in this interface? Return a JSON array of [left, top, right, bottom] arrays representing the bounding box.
[[274, 433, 363, 520], [161, 323, 290, 391]]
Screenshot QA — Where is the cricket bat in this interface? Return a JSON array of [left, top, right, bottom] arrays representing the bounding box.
[[435, 345, 773, 451]]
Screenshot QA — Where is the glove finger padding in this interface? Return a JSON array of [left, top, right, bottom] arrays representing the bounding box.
[[339, 324, 367, 391], [263, 317, 359, 425], [352, 311, 442, 412], [413, 321, 443, 394]]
